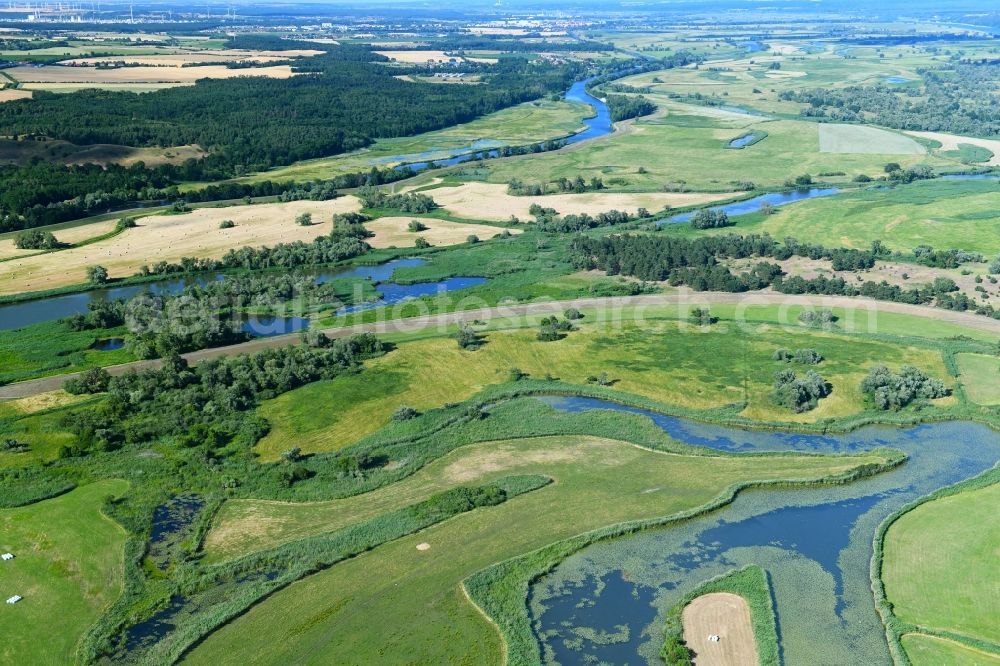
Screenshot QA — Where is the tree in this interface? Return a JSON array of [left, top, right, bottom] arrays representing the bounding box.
[[281, 447, 302, 462], [455, 324, 483, 350], [690, 209, 732, 229], [295, 212, 313, 227], [564, 307, 584, 320], [760, 202, 776, 216], [219, 220, 235, 229], [407, 219, 428, 232], [688, 307, 716, 326], [466, 234, 480, 244], [14, 229, 61, 250], [414, 237, 431, 249], [64, 367, 112, 394], [86, 265, 109, 285]]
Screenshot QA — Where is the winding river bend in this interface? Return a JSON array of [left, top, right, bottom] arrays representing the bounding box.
[[529, 396, 1000, 665], [390, 76, 615, 172]]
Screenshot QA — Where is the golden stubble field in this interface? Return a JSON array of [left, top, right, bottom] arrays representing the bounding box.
[[7, 64, 298, 87], [0, 197, 361, 295], [682, 592, 758, 665], [363, 216, 520, 248], [428, 182, 737, 221]]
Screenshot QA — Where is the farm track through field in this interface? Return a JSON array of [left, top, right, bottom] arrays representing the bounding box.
[[3, 291, 1000, 399]]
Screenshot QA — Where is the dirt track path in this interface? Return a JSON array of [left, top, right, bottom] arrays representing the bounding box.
[[3, 291, 997, 400]]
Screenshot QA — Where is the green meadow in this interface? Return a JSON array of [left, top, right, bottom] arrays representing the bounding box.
[[0, 480, 128, 665], [185, 428, 887, 665], [901, 635, 1000, 666], [883, 481, 1000, 649], [484, 117, 947, 192], [254, 318, 952, 459], [232, 97, 591, 185], [686, 178, 1000, 253]]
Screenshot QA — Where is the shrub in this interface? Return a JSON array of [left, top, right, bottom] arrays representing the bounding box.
[[466, 234, 480, 244], [860, 365, 949, 410], [295, 212, 313, 227], [455, 325, 483, 350], [770, 368, 830, 412], [564, 307, 584, 320], [219, 220, 235, 229], [392, 405, 419, 421], [797, 309, 836, 327], [407, 219, 428, 232], [414, 237, 431, 249]]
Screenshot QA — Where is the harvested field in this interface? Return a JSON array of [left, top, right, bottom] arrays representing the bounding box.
[[682, 592, 759, 666], [818, 124, 925, 155], [364, 216, 519, 248], [375, 49, 498, 64], [60, 49, 322, 66], [904, 130, 1000, 166], [429, 182, 736, 221], [6, 64, 298, 86], [0, 138, 205, 167], [0, 89, 31, 103], [0, 197, 361, 295], [0, 218, 118, 260]]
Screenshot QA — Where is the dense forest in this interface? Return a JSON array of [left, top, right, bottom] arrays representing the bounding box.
[[0, 40, 584, 231], [780, 62, 1000, 137], [0, 43, 582, 171]]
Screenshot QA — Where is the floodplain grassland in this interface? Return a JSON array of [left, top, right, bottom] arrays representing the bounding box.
[[254, 318, 952, 459], [883, 481, 1000, 648], [675, 178, 1000, 254], [0, 196, 362, 295], [955, 353, 1000, 405], [905, 131, 1000, 166], [231, 97, 591, 184], [682, 593, 758, 665], [901, 635, 1000, 666], [0, 480, 129, 665], [482, 117, 947, 192], [184, 429, 888, 666]]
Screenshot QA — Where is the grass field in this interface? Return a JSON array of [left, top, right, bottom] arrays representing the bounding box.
[[484, 118, 946, 192], [818, 124, 925, 155], [901, 635, 1000, 666], [682, 178, 1000, 253], [0, 197, 361, 295], [0, 480, 129, 665], [427, 181, 736, 220], [955, 353, 1000, 405], [232, 97, 591, 185], [883, 482, 1000, 647], [905, 131, 1000, 166], [364, 216, 519, 248], [254, 319, 951, 459], [184, 434, 886, 665]]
